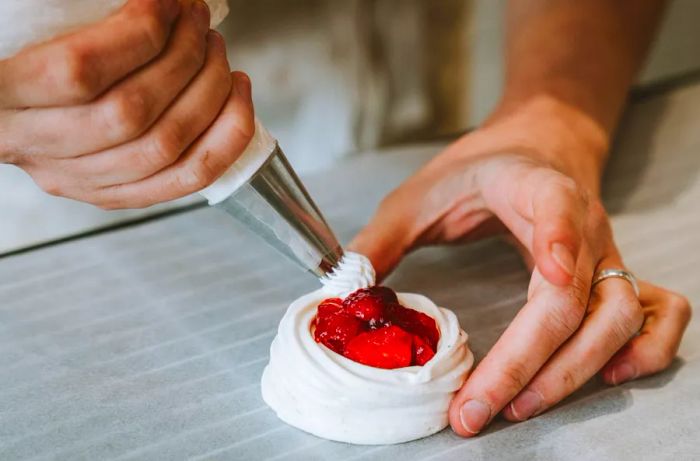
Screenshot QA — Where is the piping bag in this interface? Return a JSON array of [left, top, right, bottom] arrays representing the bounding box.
[[0, 1, 344, 279], [199, 119, 345, 278]]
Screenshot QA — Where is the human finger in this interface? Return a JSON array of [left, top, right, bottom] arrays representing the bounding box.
[[503, 254, 643, 421], [600, 282, 691, 385], [0, 0, 181, 108], [448, 245, 595, 437], [87, 71, 254, 209], [6, 0, 212, 159], [58, 30, 231, 188], [477, 158, 587, 287]]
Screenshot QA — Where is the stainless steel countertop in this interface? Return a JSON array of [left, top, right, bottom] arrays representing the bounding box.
[[1, 82, 699, 460]]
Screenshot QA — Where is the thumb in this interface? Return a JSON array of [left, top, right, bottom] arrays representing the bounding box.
[[478, 160, 586, 287], [529, 176, 588, 286]]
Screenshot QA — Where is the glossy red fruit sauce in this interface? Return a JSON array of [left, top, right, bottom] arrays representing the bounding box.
[[312, 287, 440, 369]]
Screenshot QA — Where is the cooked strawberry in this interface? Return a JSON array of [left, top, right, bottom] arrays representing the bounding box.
[[314, 311, 364, 354], [343, 288, 388, 325], [344, 325, 413, 369], [317, 298, 344, 317], [367, 286, 399, 304], [386, 303, 440, 350], [413, 335, 436, 365], [314, 287, 441, 368]]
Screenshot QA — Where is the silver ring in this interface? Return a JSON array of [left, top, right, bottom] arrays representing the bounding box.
[[592, 269, 640, 297]]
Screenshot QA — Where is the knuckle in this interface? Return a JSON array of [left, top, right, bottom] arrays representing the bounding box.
[[584, 200, 614, 251], [147, 124, 187, 169], [587, 199, 609, 230], [547, 299, 585, 339], [180, 152, 220, 191], [193, 155, 219, 186], [648, 341, 676, 370], [558, 366, 578, 391], [214, 64, 233, 88], [660, 347, 676, 368], [552, 174, 578, 195], [103, 90, 151, 140], [497, 360, 532, 393], [166, 36, 206, 78], [615, 297, 644, 338], [180, 40, 206, 69], [57, 46, 100, 102], [208, 29, 226, 47], [669, 292, 692, 325], [137, 6, 170, 55], [576, 184, 591, 206], [579, 342, 600, 366], [569, 272, 591, 311], [553, 175, 590, 209], [229, 110, 255, 144]]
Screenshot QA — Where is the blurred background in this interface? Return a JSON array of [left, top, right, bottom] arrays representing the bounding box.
[[2, 0, 699, 254]]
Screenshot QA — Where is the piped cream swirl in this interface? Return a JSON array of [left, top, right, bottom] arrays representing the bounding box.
[[320, 252, 376, 297], [261, 289, 474, 445]]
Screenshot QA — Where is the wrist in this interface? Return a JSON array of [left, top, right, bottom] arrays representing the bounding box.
[[482, 94, 610, 195]]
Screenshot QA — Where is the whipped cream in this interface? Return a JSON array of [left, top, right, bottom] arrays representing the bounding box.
[[261, 289, 474, 445], [320, 252, 376, 297]]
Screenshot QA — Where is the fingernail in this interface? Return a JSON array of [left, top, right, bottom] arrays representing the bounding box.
[[551, 242, 575, 277], [509, 390, 542, 421], [611, 362, 637, 385], [460, 400, 491, 434], [192, 0, 210, 26], [235, 72, 252, 100]]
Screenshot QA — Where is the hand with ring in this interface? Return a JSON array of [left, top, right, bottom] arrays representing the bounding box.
[[349, 97, 692, 436]]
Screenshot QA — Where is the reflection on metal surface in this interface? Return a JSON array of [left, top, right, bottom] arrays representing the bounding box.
[[215, 144, 343, 278]]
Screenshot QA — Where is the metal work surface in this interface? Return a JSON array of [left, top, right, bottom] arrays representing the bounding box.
[[1, 83, 699, 460]]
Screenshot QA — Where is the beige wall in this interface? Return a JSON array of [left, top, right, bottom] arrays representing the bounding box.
[[639, 0, 700, 83], [468, 0, 700, 124], [219, 0, 700, 159]]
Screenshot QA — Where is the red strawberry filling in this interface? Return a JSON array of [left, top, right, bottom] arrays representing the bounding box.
[[386, 302, 439, 351], [343, 289, 386, 325], [314, 311, 364, 354], [345, 325, 413, 369], [312, 286, 440, 369], [412, 335, 436, 366]]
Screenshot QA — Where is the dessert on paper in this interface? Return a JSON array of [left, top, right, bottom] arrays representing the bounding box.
[[261, 253, 474, 445]]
